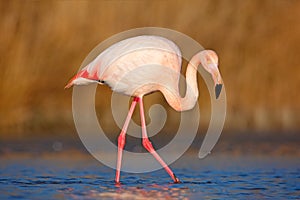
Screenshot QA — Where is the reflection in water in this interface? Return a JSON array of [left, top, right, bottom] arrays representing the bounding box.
[[67, 185, 189, 200]]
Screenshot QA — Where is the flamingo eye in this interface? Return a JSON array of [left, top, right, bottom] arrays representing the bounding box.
[[206, 58, 212, 64]]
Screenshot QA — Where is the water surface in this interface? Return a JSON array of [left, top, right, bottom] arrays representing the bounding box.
[[1, 153, 299, 199]]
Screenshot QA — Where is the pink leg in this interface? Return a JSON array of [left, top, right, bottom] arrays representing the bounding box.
[[138, 97, 180, 183], [115, 97, 139, 184]]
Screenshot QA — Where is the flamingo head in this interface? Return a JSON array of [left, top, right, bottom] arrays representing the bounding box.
[[199, 50, 223, 99]]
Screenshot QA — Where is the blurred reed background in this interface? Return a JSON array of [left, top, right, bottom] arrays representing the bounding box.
[[0, 0, 299, 142]]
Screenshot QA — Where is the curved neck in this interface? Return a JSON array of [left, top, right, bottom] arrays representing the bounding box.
[[161, 53, 201, 111]]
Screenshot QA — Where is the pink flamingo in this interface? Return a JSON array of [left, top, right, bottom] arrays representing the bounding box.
[[65, 35, 223, 184]]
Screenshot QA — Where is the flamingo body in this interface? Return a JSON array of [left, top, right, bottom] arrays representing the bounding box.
[[66, 35, 223, 183], [69, 36, 182, 97]]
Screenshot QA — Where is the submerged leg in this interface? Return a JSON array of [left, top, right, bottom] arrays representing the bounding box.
[[115, 97, 139, 184], [138, 97, 180, 183]]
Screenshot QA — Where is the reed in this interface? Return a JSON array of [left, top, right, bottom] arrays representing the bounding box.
[[0, 0, 299, 137]]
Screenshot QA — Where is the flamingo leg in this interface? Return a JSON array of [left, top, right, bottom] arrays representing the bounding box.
[[115, 97, 139, 184], [138, 97, 180, 183]]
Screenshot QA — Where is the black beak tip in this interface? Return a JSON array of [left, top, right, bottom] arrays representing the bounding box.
[[215, 84, 222, 99]]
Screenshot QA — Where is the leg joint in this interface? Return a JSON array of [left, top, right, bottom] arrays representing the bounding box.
[[118, 132, 126, 149], [142, 138, 154, 152]]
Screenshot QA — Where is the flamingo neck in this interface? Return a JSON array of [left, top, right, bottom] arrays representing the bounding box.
[[162, 52, 201, 111]]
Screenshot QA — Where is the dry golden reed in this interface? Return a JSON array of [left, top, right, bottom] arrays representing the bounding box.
[[0, 0, 299, 137]]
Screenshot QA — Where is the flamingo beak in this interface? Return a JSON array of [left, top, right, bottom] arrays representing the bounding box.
[[215, 84, 222, 99], [211, 67, 223, 99]]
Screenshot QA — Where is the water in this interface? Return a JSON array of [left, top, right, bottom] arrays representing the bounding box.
[[0, 153, 299, 199]]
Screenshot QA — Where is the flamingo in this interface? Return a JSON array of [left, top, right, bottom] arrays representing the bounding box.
[[65, 35, 223, 184]]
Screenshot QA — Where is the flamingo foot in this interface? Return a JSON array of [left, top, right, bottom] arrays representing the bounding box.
[[115, 181, 121, 186], [173, 173, 181, 183], [142, 138, 179, 183]]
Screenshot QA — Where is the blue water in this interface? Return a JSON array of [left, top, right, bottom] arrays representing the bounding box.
[[0, 154, 299, 199]]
